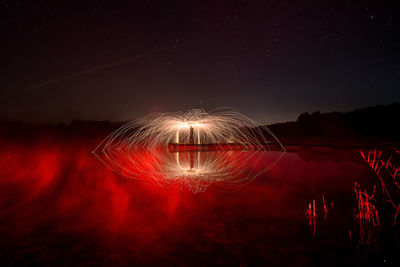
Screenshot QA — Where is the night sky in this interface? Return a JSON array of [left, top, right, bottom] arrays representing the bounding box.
[[1, 0, 399, 124]]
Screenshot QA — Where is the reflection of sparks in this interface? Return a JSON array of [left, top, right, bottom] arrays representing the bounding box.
[[94, 108, 285, 192]]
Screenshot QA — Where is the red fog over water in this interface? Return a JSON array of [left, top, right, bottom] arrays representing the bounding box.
[[0, 138, 380, 265]]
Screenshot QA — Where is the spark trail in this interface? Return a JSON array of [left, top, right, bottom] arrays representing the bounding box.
[[94, 108, 285, 192]]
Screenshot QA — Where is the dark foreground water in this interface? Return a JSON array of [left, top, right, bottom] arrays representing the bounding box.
[[0, 139, 399, 266]]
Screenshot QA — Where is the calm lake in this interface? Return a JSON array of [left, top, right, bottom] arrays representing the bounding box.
[[0, 139, 398, 266]]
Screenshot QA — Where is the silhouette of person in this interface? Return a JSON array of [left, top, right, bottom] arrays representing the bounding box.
[[189, 126, 194, 144]]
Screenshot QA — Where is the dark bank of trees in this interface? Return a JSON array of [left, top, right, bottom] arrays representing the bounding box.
[[0, 120, 122, 143], [268, 102, 400, 146], [1, 103, 399, 146]]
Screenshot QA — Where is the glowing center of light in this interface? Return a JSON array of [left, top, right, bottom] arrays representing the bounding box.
[[176, 121, 203, 128], [175, 121, 204, 144], [94, 108, 286, 193]]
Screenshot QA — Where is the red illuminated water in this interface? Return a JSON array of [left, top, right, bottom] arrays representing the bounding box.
[[0, 138, 398, 265]]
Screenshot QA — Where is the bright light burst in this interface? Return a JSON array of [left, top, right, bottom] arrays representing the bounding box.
[[94, 108, 285, 192]]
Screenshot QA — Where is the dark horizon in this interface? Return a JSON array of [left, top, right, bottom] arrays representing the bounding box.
[[1, 101, 398, 126], [2, 102, 399, 149]]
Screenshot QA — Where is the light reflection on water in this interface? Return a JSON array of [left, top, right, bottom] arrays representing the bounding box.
[[95, 146, 285, 193], [0, 140, 381, 265]]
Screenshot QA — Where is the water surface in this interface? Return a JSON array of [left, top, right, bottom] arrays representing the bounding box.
[[0, 140, 394, 265]]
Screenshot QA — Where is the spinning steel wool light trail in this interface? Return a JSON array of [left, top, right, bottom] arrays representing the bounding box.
[[94, 108, 285, 192]]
